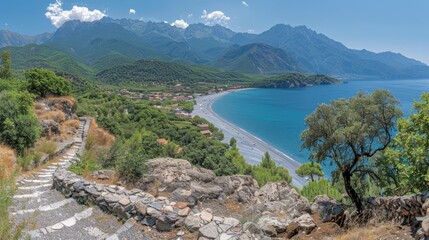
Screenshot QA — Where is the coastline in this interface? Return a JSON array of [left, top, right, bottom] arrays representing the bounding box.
[[191, 89, 308, 188]]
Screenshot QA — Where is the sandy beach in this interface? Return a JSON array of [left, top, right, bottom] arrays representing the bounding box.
[[191, 89, 308, 188]]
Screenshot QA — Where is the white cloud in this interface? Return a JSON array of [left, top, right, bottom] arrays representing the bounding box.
[[242, 1, 248, 7], [187, 13, 193, 18], [171, 19, 189, 29], [201, 10, 231, 26], [129, 9, 136, 15], [45, 0, 106, 28]]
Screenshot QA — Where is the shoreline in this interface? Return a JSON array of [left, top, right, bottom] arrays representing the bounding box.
[[191, 89, 308, 188]]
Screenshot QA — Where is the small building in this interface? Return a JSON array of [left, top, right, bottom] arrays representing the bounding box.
[[197, 123, 210, 131], [156, 138, 169, 145], [200, 130, 212, 137]]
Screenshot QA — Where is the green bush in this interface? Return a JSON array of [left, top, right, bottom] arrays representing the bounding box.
[[0, 91, 40, 154], [17, 154, 32, 171], [70, 152, 102, 176], [300, 179, 343, 202], [25, 68, 72, 98]]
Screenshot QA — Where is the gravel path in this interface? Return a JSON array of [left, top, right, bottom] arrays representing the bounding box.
[[192, 90, 308, 188], [9, 119, 150, 240]]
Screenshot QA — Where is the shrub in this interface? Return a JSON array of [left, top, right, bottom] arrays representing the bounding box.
[[25, 68, 72, 98], [70, 152, 101, 176], [17, 154, 32, 171], [300, 179, 343, 202], [37, 140, 57, 156], [0, 91, 40, 154]]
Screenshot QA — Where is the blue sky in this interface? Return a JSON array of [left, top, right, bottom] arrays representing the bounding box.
[[1, 0, 428, 64]]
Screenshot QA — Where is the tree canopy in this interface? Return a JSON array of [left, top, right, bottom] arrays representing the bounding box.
[[301, 90, 402, 212], [0, 51, 12, 79], [378, 92, 429, 195], [25, 68, 72, 97], [295, 162, 324, 181]]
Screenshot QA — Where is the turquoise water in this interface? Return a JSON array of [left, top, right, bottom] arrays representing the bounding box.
[[212, 79, 429, 175]]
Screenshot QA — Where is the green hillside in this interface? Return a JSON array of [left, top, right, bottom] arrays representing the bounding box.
[[252, 73, 341, 88], [214, 43, 300, 74], [96, 59, 251, 85], [2, 44, 93, 77]]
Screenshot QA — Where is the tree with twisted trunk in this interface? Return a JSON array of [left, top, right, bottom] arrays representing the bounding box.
[[300, 90, 402, 212]]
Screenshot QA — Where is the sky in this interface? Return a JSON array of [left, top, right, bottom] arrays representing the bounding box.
[[1, 0, 428, 64]]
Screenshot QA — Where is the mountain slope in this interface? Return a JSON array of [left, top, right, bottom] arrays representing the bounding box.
[[214, 43, 300, 74], [1, 44, 93, 77], [233, 24, 429, 78], [0, 30, 52, 48], [96, 59, 249, 85]]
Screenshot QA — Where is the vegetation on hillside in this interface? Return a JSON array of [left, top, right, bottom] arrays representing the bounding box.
[[252, 73, 340, 88], [96, 59, 250, 86], [25, 68, 72, 98]]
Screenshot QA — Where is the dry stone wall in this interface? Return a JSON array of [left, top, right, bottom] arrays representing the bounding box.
[[365, 193, 429, 225]]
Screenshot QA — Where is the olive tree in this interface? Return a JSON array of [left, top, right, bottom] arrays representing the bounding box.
[[300, 90, 402, 212]]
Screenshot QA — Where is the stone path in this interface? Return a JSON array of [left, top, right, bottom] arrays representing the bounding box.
[[9, 119, 150, 240]]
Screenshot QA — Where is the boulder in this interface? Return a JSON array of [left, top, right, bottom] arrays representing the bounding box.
[[311, 195, 346, 223], [40, 119, 61, 137], [290, 213, 317, 234], [257, 214, 289, 235]]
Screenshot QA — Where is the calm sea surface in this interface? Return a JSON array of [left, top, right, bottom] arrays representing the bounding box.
[[212, 79, 429, 175]]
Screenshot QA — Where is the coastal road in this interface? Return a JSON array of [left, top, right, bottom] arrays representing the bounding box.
[[192, 90, 308, 188]]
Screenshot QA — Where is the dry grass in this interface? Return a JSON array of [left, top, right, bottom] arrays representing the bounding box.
[[64, 119, 80, 129], [335, 223, 412, 240], [85, 119, 115, 150], [46, 96, 77, 110], [0, 145, 16, 180], [33, 102, 45, 110], [36, 110, 66, 123], [36, 139, 57, 156]]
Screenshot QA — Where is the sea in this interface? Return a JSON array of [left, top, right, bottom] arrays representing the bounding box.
[[212, 78, 429, 175]]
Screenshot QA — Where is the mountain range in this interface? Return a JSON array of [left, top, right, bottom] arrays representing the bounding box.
[[1, 17, 429, 79]]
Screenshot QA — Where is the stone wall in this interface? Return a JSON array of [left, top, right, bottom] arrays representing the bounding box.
[[365, 193, 429, 225], [52, 170, 249, 239]]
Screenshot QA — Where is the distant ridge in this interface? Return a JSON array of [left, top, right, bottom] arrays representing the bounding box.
[[1, 17, 429, 79]]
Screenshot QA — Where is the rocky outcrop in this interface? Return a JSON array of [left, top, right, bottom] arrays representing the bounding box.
[[40, 119, 61, 136], [311, 195, 347, 225], [44, 97, 78, 120], [53, 157, 321, 239], [139, 158, 259, 205]]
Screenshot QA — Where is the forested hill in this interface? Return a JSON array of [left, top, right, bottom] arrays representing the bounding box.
[[252, 73, 341, 88], [95, 59, 250, 85]]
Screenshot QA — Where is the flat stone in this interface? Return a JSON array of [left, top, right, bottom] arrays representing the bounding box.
[[51, 223, 64, 230], [201, 211, 213, 223], [422, 217, 429, 236], [61, 217, 77, 227], [175, 202, 188, 209], [185, 214, 202, 231], [105, 194, 122, 203], [119, 197, 131, 206], [135, 201, 148, 215], [162, 206, 174, 213], [223, 217, 240, 227], [178, 207, 191, 217], [199, 222, 219, 239]]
